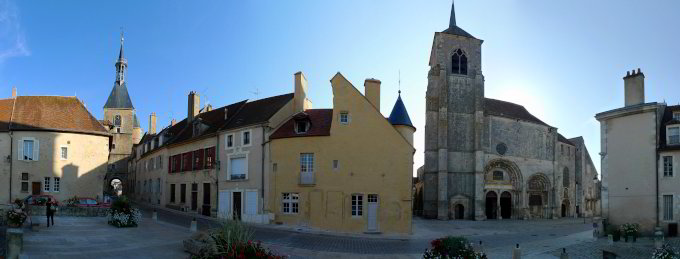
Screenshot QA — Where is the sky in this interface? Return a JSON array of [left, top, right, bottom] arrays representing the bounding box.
[[1, 0, 679, 177]]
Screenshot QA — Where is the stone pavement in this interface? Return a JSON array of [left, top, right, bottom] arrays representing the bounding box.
[[21, 216, 192, 259], [547, 236, 680, 259]]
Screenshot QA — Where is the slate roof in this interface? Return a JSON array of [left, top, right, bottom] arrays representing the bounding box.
[[270, 109, 333, 140], [103, 82, 135, 109], [484, 98, 551, 127], [5, 96, 108, 135], [221, 93, 294, 130], [388, 94, 414, 128], [441, 1, 476, 39], [659, 105, 680, 151], [166, 100, 247, 146], [558, 133, 574, 145]]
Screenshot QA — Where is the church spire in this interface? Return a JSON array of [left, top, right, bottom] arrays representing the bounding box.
[[449, 1, 456, 28], [115, 31, 127, 84], [104, 32, 134, 110]]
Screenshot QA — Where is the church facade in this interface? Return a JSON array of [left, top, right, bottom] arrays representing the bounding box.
[[422, 3, 599, 220]]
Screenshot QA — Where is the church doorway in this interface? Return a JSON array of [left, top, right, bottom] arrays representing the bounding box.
[[500, 191, 512, 219], [454, 204, 464, 219], [485, 191, 498, 220], [561, 200, 570, 218]]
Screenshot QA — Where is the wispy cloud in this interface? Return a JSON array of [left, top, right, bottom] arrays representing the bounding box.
[[0, 0, 30, 63]]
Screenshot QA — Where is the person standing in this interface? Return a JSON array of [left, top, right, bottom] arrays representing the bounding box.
[[46, 197, 56, 227]]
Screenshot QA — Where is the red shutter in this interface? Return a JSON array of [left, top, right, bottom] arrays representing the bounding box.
[[194, 149, 204, 170], [168, 156, 171, 174], [174, 155, 181, 173], [182, 152, 193, 171]]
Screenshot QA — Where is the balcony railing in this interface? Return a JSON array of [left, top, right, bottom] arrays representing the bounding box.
[[300, 171, 315, 185]]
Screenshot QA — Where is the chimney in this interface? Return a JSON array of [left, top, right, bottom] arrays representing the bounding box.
[[364, 78, 381, 109], [11, 86, 16, 99], [293, 72, 310, 113], [188, 91, 200, 122], [224, 107, 229, 120], [171, 119, 177, 126], [624, 68, 645, 107], [149, 112, 157, 134]]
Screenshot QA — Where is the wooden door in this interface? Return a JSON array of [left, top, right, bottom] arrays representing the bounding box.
[[32, 182, 41, 195]]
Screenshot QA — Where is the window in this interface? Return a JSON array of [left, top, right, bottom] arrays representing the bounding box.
[[170, 184, 176, 203], [144, 180, 147, 193], [568, 147, 571, 156], [114, 115, 121, 126], [563, 168, 570, 187], [664, 156, 674, 177], [493, 171, 503, 181], [295, 121, 309, 134], [242, 131, 251, 146], [194, 149, 205, 170], [339, 112, 350, 124], [273, 163, 277, 172], [282, 193, 299, 214], [226, 134, 234, 148], [23, 139, 34, 160], [181, 184, 186, 203], [674, 112, 680, 121], [60, 146, 68, 160], [22, 172, 28, 180], [53, 177, 60, 192], [21, 182, 28, 192], [351, 194, 363, 216], [230, 157, 246, 180], [333, 160, 339, 170], [664, 195, 673, 221], [451, 48, 468, 75], [157, 155, 162, 169], [300, 153, 314, 173], [111, 143, 116, 149], [117, 128, 121, 133], [560, 144, 564, 155], [205, 147, 216, 168], [44, 177, 51, 192], [669, 127, 680, 145], [182, 152, 193, 171]]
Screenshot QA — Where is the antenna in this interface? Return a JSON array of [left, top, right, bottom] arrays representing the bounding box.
[[250, 87, 260, 98], [398, 70, 401, 94]]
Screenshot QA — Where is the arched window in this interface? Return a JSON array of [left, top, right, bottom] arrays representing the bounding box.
[[563, 168, 570, 187], [114, 115, 122, 127], [451, 49, 468, 75]]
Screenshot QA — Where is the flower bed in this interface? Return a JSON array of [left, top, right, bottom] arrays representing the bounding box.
[[653, 243, 679, 259], [619, 223, 640, 240], [107, 196, 141, 228], [423, 236, 487, 259], [186, 220, 285, 259]]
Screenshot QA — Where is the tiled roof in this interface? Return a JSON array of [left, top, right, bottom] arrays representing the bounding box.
[[10, 96, 108, 135], [484, 98, 551, 127], [104, 82, 134, 109], [270, 109, 333, 140], [660, 105, 680, 151], [0, 98, 15, 132], [388, 94, 414, 129], [221, 93, 294, 130], [165, 100, 247, 146]]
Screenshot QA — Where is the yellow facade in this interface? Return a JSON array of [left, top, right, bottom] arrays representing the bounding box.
[[270, 73, 414, 234]]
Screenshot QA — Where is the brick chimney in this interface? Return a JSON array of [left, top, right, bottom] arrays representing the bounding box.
[[11, 86, 16, 99], [293, 72, 311, 113], [364, 78, 381, 109], [171, 119, 177, 126], [149, 112, 157, 134], [624, 68, 645, 107], [188, 91, 200, 122]]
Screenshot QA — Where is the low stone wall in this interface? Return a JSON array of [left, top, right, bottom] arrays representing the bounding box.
[[26, 206, 109, 217]]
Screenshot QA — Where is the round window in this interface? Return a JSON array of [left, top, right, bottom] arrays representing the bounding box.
[[496, 143, 507, 155]]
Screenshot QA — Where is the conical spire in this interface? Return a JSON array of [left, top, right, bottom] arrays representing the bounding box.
[[105, 32, 134, 109], [388, 91, 414, 128], [449, 1, 456, 28], [118, 35, 124, 60], [442, 0, 475, 39]]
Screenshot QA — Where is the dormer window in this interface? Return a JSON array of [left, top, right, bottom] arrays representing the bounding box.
[[451, 49, 468, 75], [669, 126, 679, 145], [295, 121, 309, 134]]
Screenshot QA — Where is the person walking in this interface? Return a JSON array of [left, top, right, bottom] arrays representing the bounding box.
[[46, 197, 56, 227]]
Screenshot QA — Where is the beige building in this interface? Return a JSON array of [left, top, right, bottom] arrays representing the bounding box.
[[596, 69, 680, 235], [269, 73, 415, 234], [0, 93, 110, 203]]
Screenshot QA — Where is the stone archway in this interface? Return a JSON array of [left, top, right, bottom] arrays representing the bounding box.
[[561, 200, 570, 218], [500, 191, 512, 219], [485, 191, 498, 220], [484, 159, 523, 219], [527, 173, 551, 219]]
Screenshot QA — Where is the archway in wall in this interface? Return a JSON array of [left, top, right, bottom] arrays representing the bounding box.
[[485, 191, 498, 220], [455, 204, 465, 219], [500, 191, 512, 219], [561, 200, 570, 217], [527, 173, 551, 219]]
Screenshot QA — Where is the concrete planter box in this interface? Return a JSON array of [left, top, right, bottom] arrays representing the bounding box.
[[26, 206, 109, 217]]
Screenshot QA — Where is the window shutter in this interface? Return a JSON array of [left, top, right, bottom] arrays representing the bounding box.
[[218, 191, 231, 219], [245, 191, 257, 215], [17, 139, 23, 161], [168, 156, 171, 174], [33, 139, 40, 161]]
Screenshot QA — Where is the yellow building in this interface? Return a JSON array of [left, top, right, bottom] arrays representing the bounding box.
[[269, 73, 415, 234]]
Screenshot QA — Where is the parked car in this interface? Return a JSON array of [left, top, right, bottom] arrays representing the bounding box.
[[24, 194, 60, 206], [73, 197, 110, 208]]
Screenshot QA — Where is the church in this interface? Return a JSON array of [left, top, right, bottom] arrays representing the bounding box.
[[421, 3, 600, 220]]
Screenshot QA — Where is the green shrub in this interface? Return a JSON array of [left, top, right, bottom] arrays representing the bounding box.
[[192, 220, 284, 259], [423, 236, 487, 259]]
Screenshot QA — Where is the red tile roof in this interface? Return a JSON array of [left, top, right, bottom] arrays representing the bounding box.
[[270, 109, 333, 139], [0, 98, 15, 132], [2, 96, 108, 135]]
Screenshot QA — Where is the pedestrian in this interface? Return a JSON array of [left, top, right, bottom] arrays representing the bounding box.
[[46, 197, 56, 227]]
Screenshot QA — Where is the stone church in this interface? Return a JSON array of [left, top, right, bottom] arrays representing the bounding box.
[[422, 3, 599, 220]]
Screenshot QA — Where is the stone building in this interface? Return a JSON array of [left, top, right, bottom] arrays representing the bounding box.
[[596, 69, 680, 235], [0, 90, 110, 203], [422, 3, 599, 220], [269, 73, 415, 234], [101, 35, 142, 193]]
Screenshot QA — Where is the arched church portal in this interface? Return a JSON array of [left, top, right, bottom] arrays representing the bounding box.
[[527, 173, 551, 219], [454, 204, 465, 220], [484, 159, 523, 219], [485, 191, 498, 220], [500, 191, 512, 219]]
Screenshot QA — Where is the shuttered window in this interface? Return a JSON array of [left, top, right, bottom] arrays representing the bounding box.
[[182, 152, 192, 171], [664, 195, 673, 221], [194, 149, 205, 170], [229, 157, 246, 180], [205, 147, 216, 169]]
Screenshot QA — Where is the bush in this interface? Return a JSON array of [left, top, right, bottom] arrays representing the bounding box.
[[423, 236, 487, 259], [653, 243, 679, 259], [6, 209, 27, 227], [191, 220, 285, 259], [605, 225, 621, 241], [620, 223, 640, 237], [107, 196, 140, 227]]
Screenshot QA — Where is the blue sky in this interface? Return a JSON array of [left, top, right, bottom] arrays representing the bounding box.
[[1, 0, 679, 176]]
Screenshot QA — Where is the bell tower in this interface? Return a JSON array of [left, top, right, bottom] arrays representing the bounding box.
[[423, 1, 486, 220]]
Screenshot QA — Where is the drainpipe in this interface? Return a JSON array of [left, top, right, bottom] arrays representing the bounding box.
[[8, 132, 12, 203], [260, 125, 266, 213], [215, 133, 220, 216], [655, 110, 660, 228]]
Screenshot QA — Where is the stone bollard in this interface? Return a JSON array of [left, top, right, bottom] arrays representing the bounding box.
[[607, 234, 614, 245], [190, 218, 198, 232], [6, 228, 23, 259], [512, 243, 521, 259], [152, 209, 158, 221], [654, 227, 664, 249], [560, 248, 568, 259]]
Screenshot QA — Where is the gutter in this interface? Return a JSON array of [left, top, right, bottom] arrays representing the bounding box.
[[261, 125, 266, 202], [655, 109, 660, 227]]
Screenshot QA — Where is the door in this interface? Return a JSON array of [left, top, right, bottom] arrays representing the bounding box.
[[485, 191, 497, 219], [218, 191, 231, 219], [500, 191, 512, 219], [245, 191, 257, 216], [202, 183, 211, 216], [32, 182, 41, 195], [455, 204, 464, 219], [232, 192, 242, 220], [191, 183, 198, 211], [367, 194, 379, 232]]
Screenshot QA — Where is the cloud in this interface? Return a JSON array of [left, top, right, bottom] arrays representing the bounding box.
[[0, 0, 30, 63]]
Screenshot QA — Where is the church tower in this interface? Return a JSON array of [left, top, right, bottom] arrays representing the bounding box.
[[103, 33, 142, 178], [423, 1, 486, 220]]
